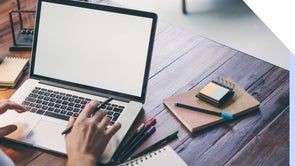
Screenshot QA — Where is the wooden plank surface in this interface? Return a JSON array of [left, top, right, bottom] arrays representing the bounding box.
[[226, 107, 289, 166], [176, 73, 289, 166], [0, 139, 42, 166], [0, 0, 289, 165]]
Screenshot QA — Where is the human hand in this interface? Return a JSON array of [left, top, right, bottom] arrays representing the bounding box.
[[65, 100, 121, 166], [0, 100, 26, 137]]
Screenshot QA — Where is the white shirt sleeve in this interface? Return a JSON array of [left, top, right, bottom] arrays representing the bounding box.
[[0, 149, 15, 166]]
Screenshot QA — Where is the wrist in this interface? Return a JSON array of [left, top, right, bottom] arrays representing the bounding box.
[[67, 154, 97, 166]]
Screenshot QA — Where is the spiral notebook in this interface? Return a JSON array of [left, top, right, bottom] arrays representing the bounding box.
[[118, 145, 187, 166], [0, 56, 29, 87]]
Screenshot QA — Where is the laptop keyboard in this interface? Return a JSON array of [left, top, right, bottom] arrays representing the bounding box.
[[22, 87, 124, 124]]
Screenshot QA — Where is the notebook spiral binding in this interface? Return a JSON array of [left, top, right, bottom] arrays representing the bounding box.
[[216, 76, 235, 89], [5, 56, 29, 60], [119, 147, 167, 166]]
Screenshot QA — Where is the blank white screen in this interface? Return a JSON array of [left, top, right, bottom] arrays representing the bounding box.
[[34, 2, 153, 97]]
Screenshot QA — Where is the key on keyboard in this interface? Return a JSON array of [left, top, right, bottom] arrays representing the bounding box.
[[22, 87, 124, 124]]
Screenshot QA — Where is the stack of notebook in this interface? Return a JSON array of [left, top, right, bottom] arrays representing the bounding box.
[[164, 78, 260, 133], [0, 56, 29, 87]]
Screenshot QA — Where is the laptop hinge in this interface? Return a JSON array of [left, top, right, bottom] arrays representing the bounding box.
[[39, 80, 130, 103]]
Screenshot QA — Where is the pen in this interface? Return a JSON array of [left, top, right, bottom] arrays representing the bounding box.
[[132, 118, 156, 143], [118, 123, 145, 153], [119, 125, 156, 163], [114, 118, 156, 162], [174, 102, 233, 120], [92, 97, 113, 115], [61, 97, 113, 135], [128, 130, 179, 160], [130, 123, 146, 141], [119, 118, 157, 156]]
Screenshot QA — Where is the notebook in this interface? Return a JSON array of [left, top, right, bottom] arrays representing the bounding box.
[[164, 78, 260, 133], [0, 0, 157, 164], [118, 145, 187, 166], [0, 56, 29, 87]]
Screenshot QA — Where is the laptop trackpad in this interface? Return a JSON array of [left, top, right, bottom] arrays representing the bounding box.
[[26, 120, 66, 153]]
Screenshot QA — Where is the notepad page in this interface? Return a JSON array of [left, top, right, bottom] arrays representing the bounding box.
[[118, 145, 187, 166], [0, 57, 29, 85]]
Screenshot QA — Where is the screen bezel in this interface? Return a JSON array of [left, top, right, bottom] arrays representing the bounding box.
[[30, 0, 157, 103]]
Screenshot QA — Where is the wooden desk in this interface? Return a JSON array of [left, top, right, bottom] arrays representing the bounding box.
[[0, 1, 289, 165]]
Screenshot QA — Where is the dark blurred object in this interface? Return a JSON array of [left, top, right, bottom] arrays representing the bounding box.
[[0, 56, 3, 64], [182, 0, 187, 14]]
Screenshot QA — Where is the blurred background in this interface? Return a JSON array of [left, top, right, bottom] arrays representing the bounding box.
[[113, 0, 289, 70]]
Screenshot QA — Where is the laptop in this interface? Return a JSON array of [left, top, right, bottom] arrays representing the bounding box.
[[0, 0, 157, 163]]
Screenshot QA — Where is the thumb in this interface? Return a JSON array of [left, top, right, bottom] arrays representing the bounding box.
[[0, 125, 17, 137]]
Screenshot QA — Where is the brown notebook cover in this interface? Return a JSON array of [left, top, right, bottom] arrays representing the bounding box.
[[0, 56, 29, 87], [164, 78, 260, 133]]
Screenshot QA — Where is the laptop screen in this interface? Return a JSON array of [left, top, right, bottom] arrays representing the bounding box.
[[31, 0, 157, 102]]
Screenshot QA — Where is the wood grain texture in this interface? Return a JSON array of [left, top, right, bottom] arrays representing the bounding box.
[[24, 153, 67, 166], [0, 0, 289, 165], [0, 139, 42, 166], [175, 71, 289, 166], [226, 108, 289, 166], [0, 0, 36, 51]]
